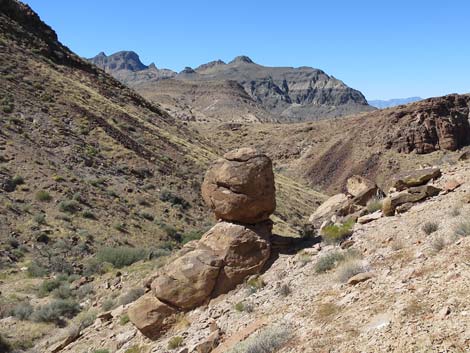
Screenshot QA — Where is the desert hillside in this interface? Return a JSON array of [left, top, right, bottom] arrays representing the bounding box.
[[1, 1, 470, 353]]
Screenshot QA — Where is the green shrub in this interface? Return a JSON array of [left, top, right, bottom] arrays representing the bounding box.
[[59, 199, 80, 213], [119, 314, 130, 325], [27, 261, 48, 277], [10, 302, 33, 320], [228, 324, 292, 353], [320, 220, 355, 244], [11, 175, 24, 186], [247, 276, 265, 291], [366, 196, 383, 213], [101, 298, 115, 311], [160, 223, 178, 238], [33, 213, 46, 225], [139, 211, 154, 221], [181, 230, 203, 244], [76, 284, 94, 299], [455, 221, 470, 237], [168, 336, 184, 349], [35, 190, 52, 202], [159, 190, 190, 209], [118, 288, 145, 305], [84, 258, 105, 276], [113, 222, 126, 232], [422, 221, 438, 235], [96, 247, 147, 268], [76, 310, 97, 328], [336, 259, 367, 283], [52, 283, 73, 299], [82, 210, 96, 219], [31, 299, 81, 323], [315, 251, 345, 273], [38, 278, 62, 297]]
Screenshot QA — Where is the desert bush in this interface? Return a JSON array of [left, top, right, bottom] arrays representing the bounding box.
[[366, 196, 383, 213], [336, 259, 368, 283], [139, 211, 154, 221], [27, 261, 48, 277], [83, 258, 105, 276], [247, 276, 265, 291], [38, 278, 63, 297], [450, 207, 461, 217], [118, 288, 145, 306], [278, 284, 291, 297], [52, 283, 73, 299], [96, 247, 147, 268], [229, 324, 292, 353], [10, 302, 33, 320], [35, 190, 52, 202], [31, 299, 81, 323], [76, 310, 97, 328], [82, 210, 96, 219], [159, 190, 190, 209], [422, 221, 438, 235], [159, 223, 178, 238], [296, 250, 312, 265], [316, 302, 341, 323], [76, 283, 94, 299], [181, 230, 203, 244], [431, 236, 446, 253], [321, 219, 355, 244], [33, 213, 46, 225], [167, 336, 183, 349], [113, 222, 126, 232], [101, 298, 115, 311], [455, 220, 470, 237], [11, 175, 24, 186], [119, 314, 130, 325], [315, 251, 345, 273], [234, 301, 253, 313], [59, 199, 80, 213]]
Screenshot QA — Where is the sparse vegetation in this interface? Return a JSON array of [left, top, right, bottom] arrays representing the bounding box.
[[247, 275, 265, 291], [118, 288, 145, 305], [33, 213, 46, 225], [159, 189, 190, 209], [278, 283, 291, 297], [96, 246, 147, 268], [431, 236, 446, 253], [422, 221, 438, 235], [101, 298, 115, 311], [82, 210, 96, 219], [450, 206, 461, 217], [228, 324, 292, 353], [31, 299, 81, 324], [167, 336, 184, 349], [336, 259, 368, 283], [455, 220, 470, 237], [315, 251, 345, 273], [119, 314, 130, 325], [316, 302, 341, 323], [366, 196, 383, 213], [35, 190, 52, 202], [9, 302, 33, 320], [234, 301, 253, 313], [59, 199, 80, 213], [321, 219, 355, 244]]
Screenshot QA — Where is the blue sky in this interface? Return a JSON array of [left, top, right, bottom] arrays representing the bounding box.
[[23, 0, 469, 100]]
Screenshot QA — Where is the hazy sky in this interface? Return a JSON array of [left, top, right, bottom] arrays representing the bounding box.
[[23, 0, 470, 100]]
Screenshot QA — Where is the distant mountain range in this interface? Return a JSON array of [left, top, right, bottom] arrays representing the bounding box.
[[89, 51, 375, 123], [368, 97, 422, 109]]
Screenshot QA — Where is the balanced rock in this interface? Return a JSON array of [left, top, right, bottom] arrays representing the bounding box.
[[390, 168, 441, 191], [201, 148, 276, 224], [152, 249, 223, 310], [198, 221, 271, 295], [128, 293, 177, 340]]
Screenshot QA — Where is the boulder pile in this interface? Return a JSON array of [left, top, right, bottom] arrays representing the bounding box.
[[129, 148, 275, 340]]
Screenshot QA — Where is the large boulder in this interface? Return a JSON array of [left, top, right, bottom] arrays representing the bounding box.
[[308, 193, 360, 227], [346, 175, 378, 198], [382, 184, 441, 216], [198, 221, 271, 295], [128, 293, 177, 340], [152, 249, 223, 310], [201, 148, 276, 224], [390, 168, 441, 191]]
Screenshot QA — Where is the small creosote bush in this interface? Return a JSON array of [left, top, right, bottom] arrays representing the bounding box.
[[321, 219, 355, 244], [35, 190, 52, 202], [422, 221, 438, 235], [167, 336, 184, 349]]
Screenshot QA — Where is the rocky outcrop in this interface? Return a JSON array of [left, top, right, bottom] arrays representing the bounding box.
[[390, 168, 441, 191], [382, 185, 441, 216], [384, 95, 470, 154], [201, 147, 276, 224], [129, 148, 275, 340]]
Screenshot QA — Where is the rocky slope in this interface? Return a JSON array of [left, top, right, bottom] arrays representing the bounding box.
[[198, 93, 470, 194], [89, 51, 375, 123]]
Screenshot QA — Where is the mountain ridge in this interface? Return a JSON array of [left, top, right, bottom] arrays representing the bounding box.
[[89, 50, 375, 123], [368, 96, 423, 109]]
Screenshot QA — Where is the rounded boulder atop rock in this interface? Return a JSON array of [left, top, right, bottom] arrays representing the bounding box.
[[201, 148, 276, 224]]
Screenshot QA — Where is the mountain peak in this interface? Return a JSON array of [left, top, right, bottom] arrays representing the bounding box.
[[89, 50, 147, 72], [229, 55, 254, 64]]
